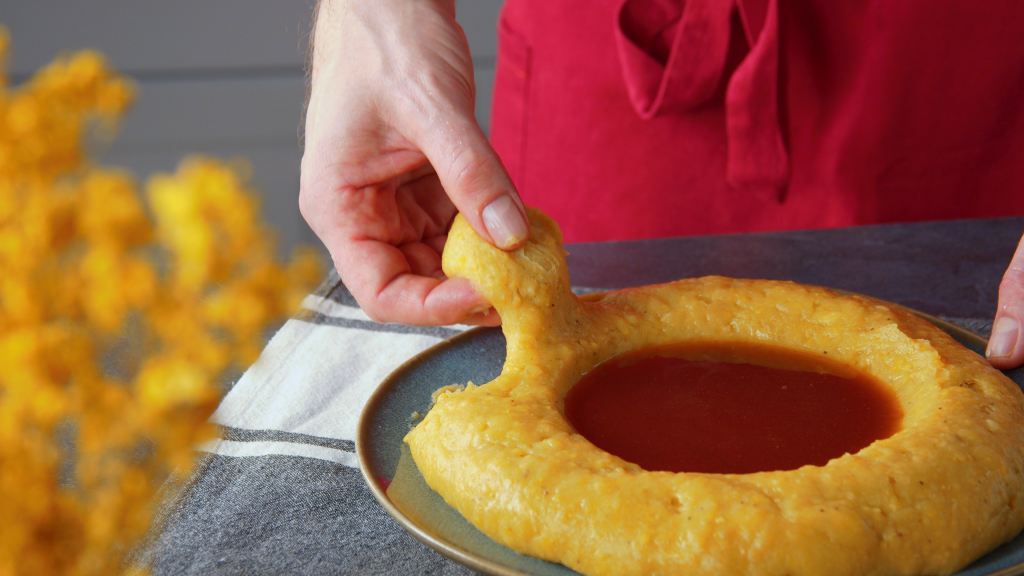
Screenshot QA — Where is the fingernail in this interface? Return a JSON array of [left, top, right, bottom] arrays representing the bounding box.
[[468, 305, 492, 317], [987, 316, 1019, 359], [482, 196, 528, 249]]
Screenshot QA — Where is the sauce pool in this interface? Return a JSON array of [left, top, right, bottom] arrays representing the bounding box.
[[563, 341, 903, 474]]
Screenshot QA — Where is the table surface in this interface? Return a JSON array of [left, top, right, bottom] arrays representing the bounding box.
[[567, 216, 1023, 320], [146, 217, 1024, 576]]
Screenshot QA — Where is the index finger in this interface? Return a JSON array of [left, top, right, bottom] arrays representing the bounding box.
[[337, 237, 498, 326]]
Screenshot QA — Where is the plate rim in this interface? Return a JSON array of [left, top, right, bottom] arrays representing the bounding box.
[[356, 325, 525, 576], [356, 295, 1021, 576]]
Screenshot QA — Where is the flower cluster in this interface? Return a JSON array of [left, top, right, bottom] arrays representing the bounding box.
[[0, 29, 322, 575]]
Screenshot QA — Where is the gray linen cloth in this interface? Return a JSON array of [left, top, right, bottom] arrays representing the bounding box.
[[143, 270, 478, 575]]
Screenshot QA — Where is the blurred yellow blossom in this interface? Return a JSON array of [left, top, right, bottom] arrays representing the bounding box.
[[0, 28, 323, 575]]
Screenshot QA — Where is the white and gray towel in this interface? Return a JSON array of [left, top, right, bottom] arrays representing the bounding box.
[[142, 270, 477, 575]]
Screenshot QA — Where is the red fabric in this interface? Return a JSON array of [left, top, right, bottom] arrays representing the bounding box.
[[489, 0, 1024, 243]]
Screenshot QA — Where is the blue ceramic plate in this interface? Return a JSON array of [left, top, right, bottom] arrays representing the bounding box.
[[357, 308, 1024, 576]]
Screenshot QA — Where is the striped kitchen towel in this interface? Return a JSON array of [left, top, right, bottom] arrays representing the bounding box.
[[142, 269, 478, 576]]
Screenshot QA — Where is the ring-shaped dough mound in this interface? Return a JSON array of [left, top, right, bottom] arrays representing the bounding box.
[[405, 208, 1024, 576]]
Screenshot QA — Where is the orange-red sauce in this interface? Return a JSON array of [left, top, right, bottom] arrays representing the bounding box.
[[563, 341, 903, 474]]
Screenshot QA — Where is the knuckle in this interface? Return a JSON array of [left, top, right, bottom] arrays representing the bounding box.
[[1000, 265, 1024, 293], [447, 147, 496, 201], [998, 274, 1024, 316], [363, 306, 386, 323], [297, 186, 315, 221], [349, 284, 388, 324]]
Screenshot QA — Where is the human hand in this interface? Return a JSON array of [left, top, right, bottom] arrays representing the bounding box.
[[300, 0, 529, 326], [987, 233, 1024, 369]]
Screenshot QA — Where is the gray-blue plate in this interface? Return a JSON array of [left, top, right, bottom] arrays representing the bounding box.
[[357, 308, 1024, 576]]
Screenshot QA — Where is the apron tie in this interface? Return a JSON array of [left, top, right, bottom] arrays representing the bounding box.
[[615, 0, 789, 197]]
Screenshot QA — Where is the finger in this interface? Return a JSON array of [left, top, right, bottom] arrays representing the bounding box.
[[395, 172, 457, 241], [398, 241, 444, 279], [987, 233, 1024, 369], [423, 234, 448, 258], [375, 275, 495, 326], [412, 113, 531, 251], [396, 237, 500, 326], [338, 238, 492, 325], [459, 306, 501, 327]]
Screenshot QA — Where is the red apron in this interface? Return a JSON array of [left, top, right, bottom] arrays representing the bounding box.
[[489, 0, 1024, 243]]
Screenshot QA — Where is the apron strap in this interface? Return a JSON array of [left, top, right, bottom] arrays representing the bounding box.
[[615, 0, 790, 196]]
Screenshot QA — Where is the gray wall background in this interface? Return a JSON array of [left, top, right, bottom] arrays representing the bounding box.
[[0, 0, 503, 258]]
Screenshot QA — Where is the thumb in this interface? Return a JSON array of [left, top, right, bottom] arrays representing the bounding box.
[[988, 233, 1024, 369], [420, 116, 530, 250]]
